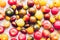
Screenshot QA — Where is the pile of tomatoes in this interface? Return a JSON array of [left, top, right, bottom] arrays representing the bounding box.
[[0, 0, 60, 40]]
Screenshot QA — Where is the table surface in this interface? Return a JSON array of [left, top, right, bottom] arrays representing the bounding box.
[[0, 0, 60, 40]]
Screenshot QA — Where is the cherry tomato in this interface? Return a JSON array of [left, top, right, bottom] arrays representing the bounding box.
[[8, 0, 17, 6], [18, 33, 26, 40], [0, 0, 6, 8], [34, 31, 42, 40]]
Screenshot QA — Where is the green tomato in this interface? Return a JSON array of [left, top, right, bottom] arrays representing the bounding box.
[[5, 8, 14, 16]]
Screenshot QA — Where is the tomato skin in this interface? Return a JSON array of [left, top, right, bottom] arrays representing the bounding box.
[[34, 31, 42, 40], [18, 33, 26, 40], [51, 7, 59, 15], [8, 0, 17, 6], [54, 21, 60, 30], [23, 15, 30, 22], [0, 0, 6, 8]]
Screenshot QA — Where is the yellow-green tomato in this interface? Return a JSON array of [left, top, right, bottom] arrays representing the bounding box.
[[16, 19, 25, 27], [37, 21, 41, 26], [50, 16, 56, 23], [23, 5, 28, 10], [35, 11, 43, 20], [34, 24, 40, 31]]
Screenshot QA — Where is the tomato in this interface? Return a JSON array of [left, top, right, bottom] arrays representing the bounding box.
[[5, 8, 14, 16], [23, 15, 30, 21], [26, 26, 34, 34], [0, 0, 6, 8], [34, 31, 42, 40], [18, 33, 26, 40], [8, 0, 17, 6]]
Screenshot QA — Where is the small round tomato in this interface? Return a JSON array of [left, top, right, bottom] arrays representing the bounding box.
[[0, 26, 4, 34], [11, 37, 17, 40], [8, 0, 17, 6], [36, 5, 41, 10], [23, 15, 30, 21], [1, 34, 8, 40], [51, 7, 59, 15], [34, 31, 42, 40], [0, 0, 6, 8], [49, 27, 54, 32], [18, 33, 26, 40], [42, 20, 52, 29], [42, 30, 50, 38], [26, 26, 34, 34], [50, 16, 56, 23], [9, 28, 18, 37], [41, 6, 50, 13], [54, 21, 60, 30]]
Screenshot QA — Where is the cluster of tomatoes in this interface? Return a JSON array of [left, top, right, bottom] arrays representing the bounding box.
[[0, 0, 60, 40]]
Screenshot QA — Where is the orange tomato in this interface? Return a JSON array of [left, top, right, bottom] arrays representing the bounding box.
[[26, 26, 34, 34], [0, 0, 6, 8]]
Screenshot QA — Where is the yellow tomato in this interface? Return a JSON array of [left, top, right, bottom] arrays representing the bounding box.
[[50, 16, 56, 23], [39, 0, 47, 6], [1, 34, 8, 40], [16, 27, 21, 31], [53, 0, 60, 7], [50, 32, 59, 40], [34, 0, 39, 5], [35, 11, 43, 20], [5, 16, 10, 21], [37, 21, 41, 26], [54, 14, 60, 20], [16, 15, 20, 20], [54, 15, 59, 20], [11, 5, 16, 10], [16, 19, 25, 27]]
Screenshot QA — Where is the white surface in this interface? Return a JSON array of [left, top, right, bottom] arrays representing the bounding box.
[[0, 0, 60, 40]]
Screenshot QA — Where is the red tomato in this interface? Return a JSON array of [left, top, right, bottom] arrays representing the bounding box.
[[18, 33, 26, 40], [36, 5, 41, 10], [23, 15, 30, 21], [54, 21, 60, 30], [11, 37, 17, 40], [8, 0, 17, 6], [34, 31, 42, 40], [51, 7, 59, 15]]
